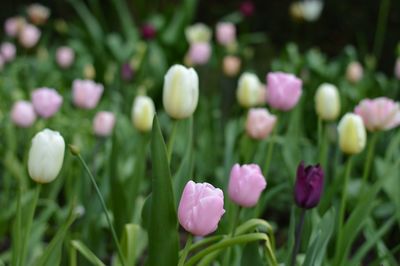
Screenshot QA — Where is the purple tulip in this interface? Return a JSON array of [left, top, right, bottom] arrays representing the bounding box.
[[141, 24, 156, 40], [294, 162, 324, 209], [240, 1, 255, 17], [121, 63, 134, 81]]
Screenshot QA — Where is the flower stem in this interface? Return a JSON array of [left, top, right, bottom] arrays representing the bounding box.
[[373, 0, 391, 64], [335, 156, 353, 261], [167, 120, 179, 163], [290, 209, 306, 266], [264, 118, 278, 176], [76, 154, 126, 266], [222, 206, 242, 266], [317, 117, 323, 155], [359, 133, 378, 198], [178, 234, 193, 266]]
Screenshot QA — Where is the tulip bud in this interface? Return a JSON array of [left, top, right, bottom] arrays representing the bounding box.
[[11, 100, 36, 127], [178, 181, 225, 236], [28, 129, 65, 183], [93, 111, 116, 137], [132, 95, 155, 132], [294, 162, 324, 209], [18, 24, 41, 49], [236, 72, 262, 108], [346, 61, 363, 83], [1, 42, 16, 62], [4, 16, 25, 37], [163, 64, 199, 119], [337, 113, 366, 155], [56, 46, 75, 69], [27, 3, 50, 25], [185, 23, 212, 44], [141, 24, 156, 40], [314, 83, 341, 121], [354, 97, 400, 132], [222, 56, 241, 77], [394, 58, 400, 80], [72, 79, 104, 109], [228, 164, 266, 207], [266, 72, 302, 111], [240, 1, 255, 17], [31, 88, 63, 118], [246, 108, 277, 140], [187, 42, 212, 65], [216, 22, 236, 46]]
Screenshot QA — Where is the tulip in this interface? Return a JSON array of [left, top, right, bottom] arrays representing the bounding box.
[[93, 111, 116, 137], [240, 1, 255, 17], [314, 83, 341, 121], [337, 113, 366, 155], [187, 42, 211, 65], [223, 55, 241, 77], [11, 100, 37, 127], [294, 162, 324, 209], [246, 108, 277, 140], [178, 181, 225, 236], [56, 46, 75, 69], [228, 164, 267, 207], [19, 24, 41, 49], [236, 72, 262, 108], [394, 58, 400, 80], [266, 72, 302, 111], [163, 64, 199, 119], [31, 88, 63, 118], [121, 63, 134, 81], [185, 23, 212, 44], [4, 16, 25, 37], [1, 42, 16, 62], [289, 2, 303, 21], [300, 0, 323, 22], [28, 129, 65, 183], [72, 79, 104, 109], [346, 61, 363, 83], [354, 97, 400, 132], [132, 95, 155, 132], [83, 64, 96, 79], [27, 3, 50, 25], [141, 24, 156, 40], [216, 22, 236, 46]]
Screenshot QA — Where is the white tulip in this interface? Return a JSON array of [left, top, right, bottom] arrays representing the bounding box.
[[185, 23, 212, 44], [337, 113, 366, 155], [236, 72, 262, 108], [301, 0, 323, 22], [315, 83, 341, 121], [28, 129, 65, 183], [163, 64, 199, 119], [132, 95, 156, 132]]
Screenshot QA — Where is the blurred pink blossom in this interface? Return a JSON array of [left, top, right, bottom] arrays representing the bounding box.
[[1, 42, 16, 62], [31, 88, 63, 118], [19, 24, 41, 48], [246, 108, 277, 140], [11, 100, 37, 127], [346, 61, 363, 83], [266, 72, 302, 111], [188, 42, 211, 65], [216, 22, 236, 45], [4, 17, 25, 37], [56, 46, 75, 68], [72, 79, 104, 109], [93, 111, 116, 137]]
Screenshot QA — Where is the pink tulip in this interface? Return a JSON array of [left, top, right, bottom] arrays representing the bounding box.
[[266, 72, 302, 111], [1, 42, 16, 62], [11, 100, 36, 127], [246, 108, 277, 140], [56, 46, 75, 69], [216, 22, 236, 45], [72, 79, 104, 109], [31, 88, 63, 118], [223, 55, 241, 77], [354, 97, 400, 131], [19, 24, 41, 48], [178, 181, 225, 236], [93, 111, 116, 137], [346, 61, 363, 83], [27, 3, 50, 25], [228, 164, 266, 207], [188, 42, 211, 65], [395, 58, 400, 80], [4, 17, 25, 37]]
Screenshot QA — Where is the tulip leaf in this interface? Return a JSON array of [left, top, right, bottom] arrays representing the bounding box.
[[119, 224, 147, 266], [70, 240, 105, 266], [147, 116, 179, 266], [241, 242, 264, 266], [173, 117, 194, 205], [302, 208, 335, 266]]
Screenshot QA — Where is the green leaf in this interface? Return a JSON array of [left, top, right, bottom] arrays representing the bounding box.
[[119, 224, 146, 266], [147, 116, 179, 266], [303, 208, 335, 266], [70, 240, 105, 266], [241, 243, 264, 266], [109, 0, 139, 43]]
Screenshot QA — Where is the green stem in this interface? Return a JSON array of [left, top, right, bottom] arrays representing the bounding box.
[[12, 186, 23, 266], [76, 154, 126, 266], [263, 119, 278, 176], [167, 120, 179, 163], [373, 0, 391, 65], [20, 184, 41, 266], [335, 156, 353, 262], [222, 206, 241, 266], [290, 209, 306, 266], [178, 234, 193, 266], [359, 133, 378, 198], [317, 118, 323, 156]]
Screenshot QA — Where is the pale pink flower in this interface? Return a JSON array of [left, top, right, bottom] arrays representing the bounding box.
[[72, 79, 104, 109], [11, 100, 37, 127]]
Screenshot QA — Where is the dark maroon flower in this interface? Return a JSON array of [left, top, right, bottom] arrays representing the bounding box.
[[121, 63, 134, 81], [240, 1, 255, 17], [141, 24, 156, 40], [294, 162, 324, 209]]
